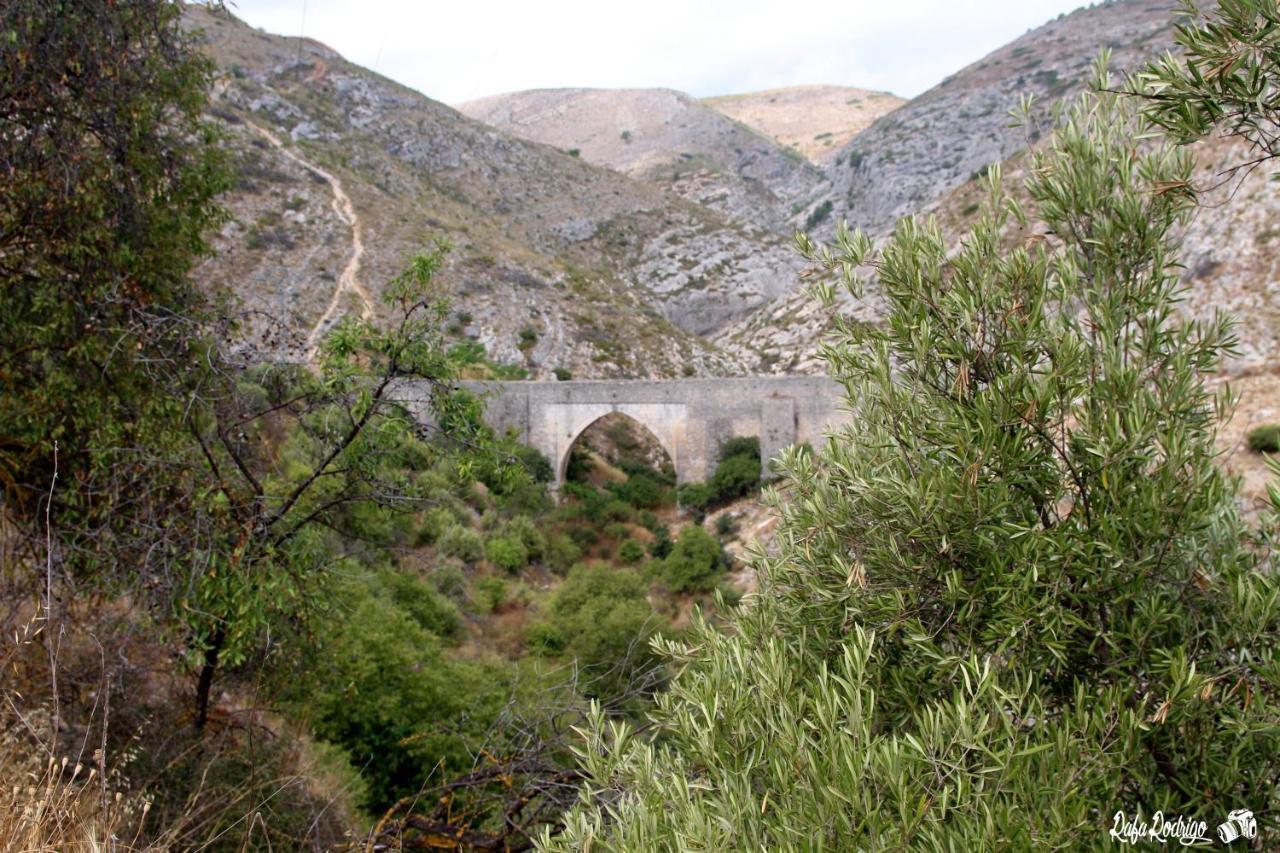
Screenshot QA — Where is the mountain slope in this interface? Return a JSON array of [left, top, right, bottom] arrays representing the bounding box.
[[704, 85, 904, 167], [458, 87, 822, 232], [802, 0, 1179, 239], [188, 6, 805, 376]]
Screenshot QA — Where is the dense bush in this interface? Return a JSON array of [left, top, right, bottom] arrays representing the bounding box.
[[677, 436, 762, 511], [486, 535, 529, 573], [502, 514, 547, 561], [416, 505, 457, 545], [608, 470, 666, 508], [378, 568, 464, 641], [429, 561, 469, 602], [438, 523, 485, 563], [514, 444, 555, 483], [280, 577, 509, 811], [601, 499, 636, 523], [804, 199, 834, 231], [543, 532, 583, 574], [617, 539, 645, 564], [540, 565, 663, 702], [1248, 424, 1280, 453], [648, 525, 673, 559], [660, 523, 727, 593], [473, 575, 508, 613]]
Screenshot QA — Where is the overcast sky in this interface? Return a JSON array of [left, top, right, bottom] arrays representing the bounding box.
[[228, 0, 1089, 105]]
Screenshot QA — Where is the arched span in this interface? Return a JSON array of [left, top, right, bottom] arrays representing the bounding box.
[[548, 402, 685, 490], [417, 377, 849, 492], [557, 409, 678, 487]]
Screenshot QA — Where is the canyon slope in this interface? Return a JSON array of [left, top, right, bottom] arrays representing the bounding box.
[[704, 85, 904, 167], [458, 87, 822, 232], [188, 6, 805, 377]]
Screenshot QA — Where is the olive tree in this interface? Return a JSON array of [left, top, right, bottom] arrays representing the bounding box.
[[541, 67, 1280, 850]]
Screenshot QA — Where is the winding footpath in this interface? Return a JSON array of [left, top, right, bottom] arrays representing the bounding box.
[[247, 122, 374, 359]]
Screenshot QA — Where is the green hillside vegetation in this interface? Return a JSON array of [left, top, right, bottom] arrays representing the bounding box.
[[4, 1, 1280, 850]]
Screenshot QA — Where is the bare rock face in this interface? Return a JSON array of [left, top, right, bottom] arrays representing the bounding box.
[[458, 88, 822, 232], [704, 85, 904, 167]]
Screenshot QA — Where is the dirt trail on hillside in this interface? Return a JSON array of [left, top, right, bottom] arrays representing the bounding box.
[[247, 122, 374, 358]]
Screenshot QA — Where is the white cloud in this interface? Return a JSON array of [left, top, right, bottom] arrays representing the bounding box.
[[227, 0, 1089, 104]]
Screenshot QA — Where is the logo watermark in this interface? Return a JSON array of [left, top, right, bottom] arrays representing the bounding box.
[[1217, 810, 1257, 845], [1108, 808, 1257, 846]]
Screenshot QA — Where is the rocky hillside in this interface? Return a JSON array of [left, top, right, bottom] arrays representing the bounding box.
[[704, 85, 904, 167], [187, 6, 805, 376], [458, 87, 822, 232], [800, 0, 1180, 239], [718, 0, 1186, 370]]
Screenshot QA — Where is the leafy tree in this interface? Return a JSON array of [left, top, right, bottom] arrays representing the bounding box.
[[541, 565, 664, 704], [660, 523, 727, 593], [0, 0, 226, 575], [180, 242, 513, 727], [487, 534, 529, 573], [543, 69, 1280, 850], [677, 436, 762, 511], [278, 569, 509, 811]]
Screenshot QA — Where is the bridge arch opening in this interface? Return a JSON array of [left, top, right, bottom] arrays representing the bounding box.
[[561, 412, 676, 499]]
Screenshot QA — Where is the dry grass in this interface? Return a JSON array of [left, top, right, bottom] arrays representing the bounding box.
[[0, 752, 151, 852]]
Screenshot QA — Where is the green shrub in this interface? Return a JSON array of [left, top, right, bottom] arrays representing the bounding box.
[[717, 436, 759, 460], [518, 326, 538, 348], [473, 575, 507, 613], [513, 444, 554, 483], [566, 524, 598, 549], [496, 478, 550, 516], [486, 534, 528, 573], [601, 499, 635, 523], [280, 582, 508, 811], [603, 521, 630, 540], [677, 437, 762, 511], [438, 523, 484, 563], [661, 523, 726, 593], [804, 199, 834, 231], [618, 539, 645, 564], [554, 366, 573, 381], [609, 471, 664, 508], [544, 532, 583, 574], [1247, 424, 1280, 453], [415, 506, 456, 545], [676, 482, 713, 512], [501, 514, 546, 560], [429, 561, 468, 602], [546, 564, 662, 701], [525, 621, 565, 654], [648, 525, 673, 559], [708, 452, 760, 502], [378, 569, 463, 641], [714, 512, 737, 537]]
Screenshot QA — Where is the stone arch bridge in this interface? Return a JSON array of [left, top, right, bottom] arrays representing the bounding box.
[[440, 377, 848, 491]]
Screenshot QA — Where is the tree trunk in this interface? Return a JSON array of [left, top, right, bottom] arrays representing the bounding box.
[[193, 624, 225, 731]]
